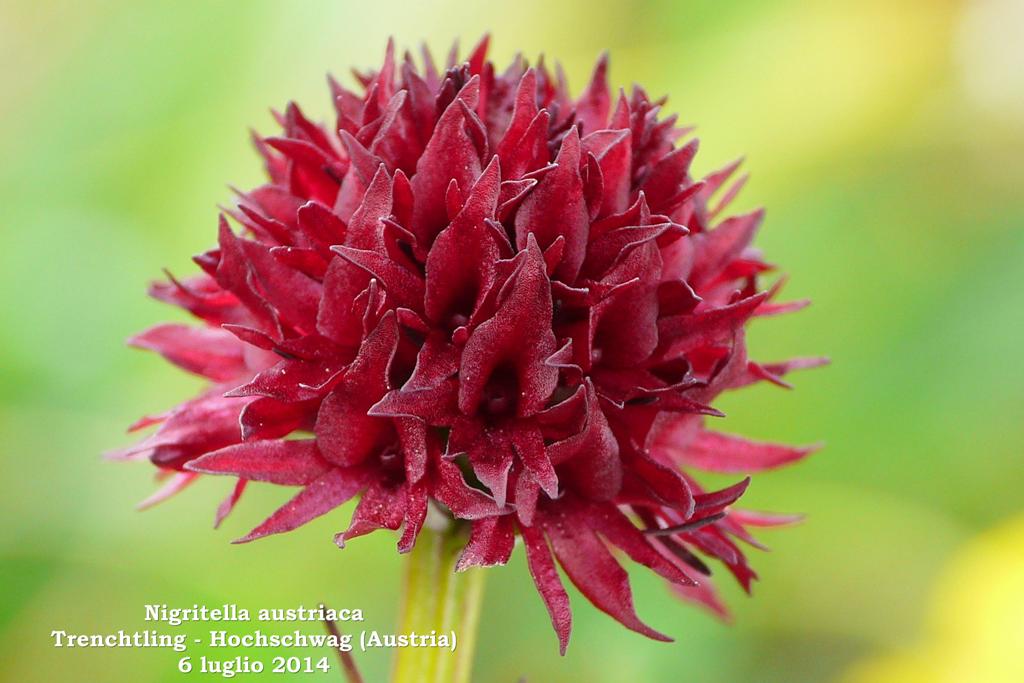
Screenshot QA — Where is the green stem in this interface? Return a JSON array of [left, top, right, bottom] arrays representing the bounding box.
[[390, 522, 486, 683]]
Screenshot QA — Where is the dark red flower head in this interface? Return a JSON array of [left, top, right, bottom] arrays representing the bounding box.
[[117, 37, 823, 652]]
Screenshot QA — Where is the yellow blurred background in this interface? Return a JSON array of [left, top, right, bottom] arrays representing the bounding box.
[[1, 0, 1022, 681]]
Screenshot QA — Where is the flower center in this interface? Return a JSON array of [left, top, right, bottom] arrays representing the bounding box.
[[482, 364, 519, 419]]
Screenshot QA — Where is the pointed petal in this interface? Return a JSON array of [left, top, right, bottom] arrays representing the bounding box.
[[432, 455, 503, 519], [235, 467, 369, 543], [576, 52, 610, 133], [510, 425, 558, 498], [514, 129, 589, 281], [458, 237, 557, 417], [187, 439, 329, 486], [582, 500, 695, 585], [544, 506, 672, 642], [129, 324, 246, 381], [315, 314, 398, 467], [663, 430, 818, 473], [521, 523, 572, 655], [214, 479, 248, 529], [136, 472, 198, 510], [339, 478, 406, 544], [456, 515, 515, 570]]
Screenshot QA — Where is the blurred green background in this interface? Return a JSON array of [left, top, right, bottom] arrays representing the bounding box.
[[2, 0, 1022, 681]]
